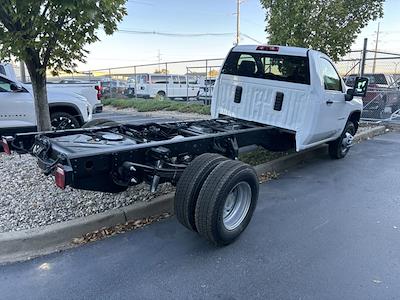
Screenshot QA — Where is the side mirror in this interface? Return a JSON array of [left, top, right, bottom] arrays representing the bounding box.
[[345, 77, 369, 101], [352, 77, 369, 97], [10, 83, 23, 92]]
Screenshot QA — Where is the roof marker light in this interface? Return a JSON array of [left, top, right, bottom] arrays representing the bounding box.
[[256, 45, 279, 52]]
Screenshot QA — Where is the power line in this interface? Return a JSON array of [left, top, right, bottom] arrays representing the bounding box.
[[241, 33, 262, 44], [117, 29, 234, 37]]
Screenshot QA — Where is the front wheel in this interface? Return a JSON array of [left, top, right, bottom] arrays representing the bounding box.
[[50, 112, 80, 130], [328, 120, 356, 159]]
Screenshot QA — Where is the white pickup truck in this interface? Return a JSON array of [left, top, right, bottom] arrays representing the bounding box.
[[0, 73, 92, 136], [0, 64, 103, 114], [2, 45, 368, 246], [212, 45, 367, 155], [47, 79, 103, 114]]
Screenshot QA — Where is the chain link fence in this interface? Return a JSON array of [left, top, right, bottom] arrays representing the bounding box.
[[27, 58, 225, 102], [337, 50, 400, 123], [12, 47, 400, 122]]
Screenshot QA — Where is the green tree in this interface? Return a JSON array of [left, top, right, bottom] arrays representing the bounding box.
[[260, 0, 384, 61], [0, 0, 126, 131]]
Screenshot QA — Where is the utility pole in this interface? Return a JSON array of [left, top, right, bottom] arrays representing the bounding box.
[[19, 61, 26, 83], [236, 0, 240, 45], [372, 22, 380, 74], [360, 38, 368, 77], [157, 49, 161, 73]]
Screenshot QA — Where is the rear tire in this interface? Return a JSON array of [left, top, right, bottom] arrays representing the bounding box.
[[328, 121, 356, 159], [50, 112, 80, 130], [195, 160, 259, 246], [175, 153, 227, 232]]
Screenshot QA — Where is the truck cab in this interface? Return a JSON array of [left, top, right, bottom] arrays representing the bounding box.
[[212, 45, 364, 151]]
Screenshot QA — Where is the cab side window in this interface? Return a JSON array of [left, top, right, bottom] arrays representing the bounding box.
[[320, 58, 342, 91], [179, 76, 187, 85], [0, 77, 12, 92]]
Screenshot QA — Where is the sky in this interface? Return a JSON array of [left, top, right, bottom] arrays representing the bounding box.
[[78, 0, 400, 71]]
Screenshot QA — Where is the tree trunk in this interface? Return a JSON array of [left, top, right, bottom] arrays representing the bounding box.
[[25, 60, 51, 132]]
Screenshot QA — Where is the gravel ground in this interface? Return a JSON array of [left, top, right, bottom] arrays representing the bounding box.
[[0, 153, 174, 233]]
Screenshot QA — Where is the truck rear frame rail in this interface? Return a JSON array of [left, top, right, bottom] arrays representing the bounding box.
[[5, 117, 281, 193]]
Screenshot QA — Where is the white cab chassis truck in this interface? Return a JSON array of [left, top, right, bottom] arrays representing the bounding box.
[[2, 45, 368, 246]]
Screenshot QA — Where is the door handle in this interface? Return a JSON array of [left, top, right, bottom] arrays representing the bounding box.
[[326, 100, 333, 105]]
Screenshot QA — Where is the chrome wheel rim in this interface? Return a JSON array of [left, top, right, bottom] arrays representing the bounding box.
[[341, 131, 354, 155], [223, 182, 252, 231]]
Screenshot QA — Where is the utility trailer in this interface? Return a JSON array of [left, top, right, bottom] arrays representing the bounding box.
[[1, 45, 369, 245]]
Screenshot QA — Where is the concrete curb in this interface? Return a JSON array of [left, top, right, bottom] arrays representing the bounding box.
[[354, 125, 386, 142], [0, 126, 386, 264], [0, 194, 174, 265]]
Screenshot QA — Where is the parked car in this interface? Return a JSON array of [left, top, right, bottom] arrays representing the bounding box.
[[0, 63, 102, 113], [197, 78, 216, 105], [46, 80, 103, 113], [0, 73, 92, 137], [3, 45, 368, 245], [0, 63, 18, 82], [100, 79, 127, 98], [345, 73, 400, 118], [134, 73, 200, 100]]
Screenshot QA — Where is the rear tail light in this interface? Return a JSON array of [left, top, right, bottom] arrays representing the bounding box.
[[95, 85, 103, 100], [256, 45, 279, 52], [55, 165, 66, 190], [1, 137, 11, 155]]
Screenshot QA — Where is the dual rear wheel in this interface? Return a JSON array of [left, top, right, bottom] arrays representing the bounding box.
[[174, 153, 259, 246]]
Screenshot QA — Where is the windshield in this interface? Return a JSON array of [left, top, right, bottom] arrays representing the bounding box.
[[221, 51, 310, 85]]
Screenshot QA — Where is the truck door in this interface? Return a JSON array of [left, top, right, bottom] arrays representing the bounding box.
[[311, 57, 346, 143], [0, 76, 36, 135], [179, 76, 187, 99]]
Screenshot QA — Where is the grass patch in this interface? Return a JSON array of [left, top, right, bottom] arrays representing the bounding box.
[[102, 98, 211, 115], [239, 147, 292, 166]]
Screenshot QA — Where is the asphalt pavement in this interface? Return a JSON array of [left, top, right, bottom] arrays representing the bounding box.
[[1, 132, 400, 300]]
